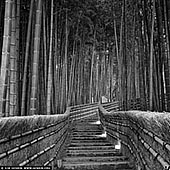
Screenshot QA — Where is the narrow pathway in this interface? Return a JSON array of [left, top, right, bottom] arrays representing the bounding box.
[[61, 112, 135, 170]]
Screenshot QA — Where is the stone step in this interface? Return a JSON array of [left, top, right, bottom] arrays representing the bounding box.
[[73, 122, 100, 124], [63, 161, 133, 170], [67, 145, 116, 150], [66, 150, 122, 157], [72, 114, 98, 121], [67, 148, 118, 154], [76, 118, 99, 121], [72, 129, 103, 133], [69, 142, 113, 147], [75, 116, 98, 120], [75, 121, 99, 124], [72, 132, 102, 136], [63, 155, 128, 162], [72, 134, 103, 137], [71, 136, 106, 140], [73, 124, 100, 127], [72, 128, 102, 131], [72, 129, 103, 132], [73, 123, 101, 126], [75, 117, 99, 121], [71, 139, 108, 143]]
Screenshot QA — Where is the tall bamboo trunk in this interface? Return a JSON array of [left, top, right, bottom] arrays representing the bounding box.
[[42, 3, 47, 98], [30, 0, 42, 115], [76, 42, 82, 104], [9, 1, 17, 116], [89, 30, 96, 103], [47, 0, 54, 114], [118, 5, 124, 108], [163, 0, 170, 111], [53, 3, 58, 113], [0, 0, 5, 67], [60, 9, 68, 111], [15, 0, 20, 115], [156, 0, 164, 111], [5, 74, 10, 116], [129, 11, 136, 109], [21, 0, 34, 116], [113, 18, 120, 96], [0, 0, 13, 117], [149, 0, 155, 111]]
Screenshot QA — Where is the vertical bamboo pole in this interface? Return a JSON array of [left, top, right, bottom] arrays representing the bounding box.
[[21, 0, 34, 116], [149, 0, 155, 110], [30, 0, 42, 115], [65, 9, 68, 106], [89, 30, 96, 103], [0, 0, 13, 117], [118, 5, 124, 108], [47, 0, 54, 114], [15, 0, 20, 115], [0, 0, 5, 67], [42, 3, 47, 96], [9, 0, 17, 116], [163, 0, 170, 111], [96, 55, 99, 101], [54, 7, 59, 112], [60, 8, 68, 111], [5, 73, 10, 116]]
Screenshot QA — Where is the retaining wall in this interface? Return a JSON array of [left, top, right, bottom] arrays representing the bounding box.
[[0, 108, 71, 166], [99, 105, 170, 170]]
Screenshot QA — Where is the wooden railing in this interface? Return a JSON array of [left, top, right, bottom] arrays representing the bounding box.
[[101, 98, 143, 112], [0, 108, 72, 167], [99, 105, 170, 170], [101, 101, 120, 112], [0, 103, 99, 167], [70, 102, 98, 121], [0, 99, 164, 168]]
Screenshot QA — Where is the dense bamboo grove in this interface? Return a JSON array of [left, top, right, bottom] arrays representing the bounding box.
[[0, 0, 170, 116]]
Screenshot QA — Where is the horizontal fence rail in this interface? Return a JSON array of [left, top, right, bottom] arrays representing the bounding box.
[[101, 98, 142, 112], [70, 102, 98, 111], [70, 103, 98, 121], [99, 105, 170, 170], [101, 101, 120, 112], [0, 108, 72, 166]]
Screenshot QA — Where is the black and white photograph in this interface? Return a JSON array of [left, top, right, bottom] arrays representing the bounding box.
[[0, 0, 170, 169]]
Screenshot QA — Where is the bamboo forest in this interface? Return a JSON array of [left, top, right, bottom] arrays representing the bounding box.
[[1, 0, 170, 169], [0, 0, 170, 117]]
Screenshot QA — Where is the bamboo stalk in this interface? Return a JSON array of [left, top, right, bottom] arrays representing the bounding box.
[[0, 0, 13, 117], [9, 0, 17, 116], [163, 0, 170, 111], [89, 30, 96, 103], [42, 3, 47, 95], [149, 0, 155, 110], [15, 0, 20, 115], [5, 68, 10, 117], [54, 9, 59, 112], [155, 0, 164, 111], [118, 5, 124, 107], [65, 9, 68, 106], [0, 0, 5, 66], [60, 9, 68, 111], [21, 0, 34, 116], [30, 0, 42, 115], [47, 0, 54, 114]]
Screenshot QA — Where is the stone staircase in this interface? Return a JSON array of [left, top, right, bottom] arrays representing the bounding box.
[[61, 112, 135, 170]]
